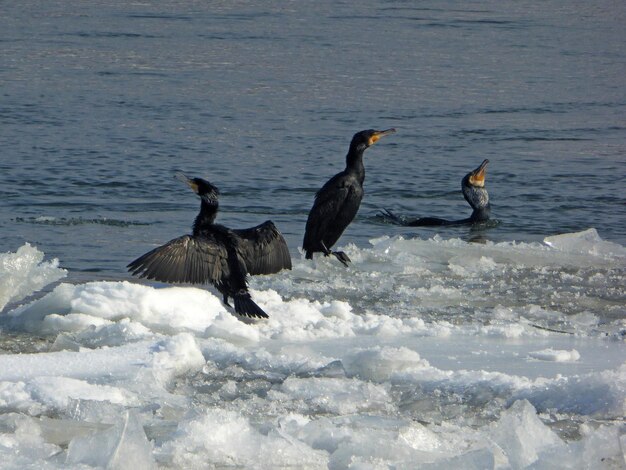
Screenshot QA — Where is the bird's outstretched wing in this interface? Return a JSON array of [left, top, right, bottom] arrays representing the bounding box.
[[233, 221, 292, 275], [127, 234, 229, 285]]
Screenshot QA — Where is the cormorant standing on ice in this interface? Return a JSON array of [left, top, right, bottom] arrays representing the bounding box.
[[303, 128, 396, 266], [380, 159, 491, 226], [128, 174, 292, 319]]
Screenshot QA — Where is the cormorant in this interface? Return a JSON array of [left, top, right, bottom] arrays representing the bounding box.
[[127, 174, 292, 319], [380, 159, 491, 226], [303, 128, 396, 266]]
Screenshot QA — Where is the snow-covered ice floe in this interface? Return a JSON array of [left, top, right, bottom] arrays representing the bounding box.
[[0, 243, 66, 312], [0, 231, 624, 469]]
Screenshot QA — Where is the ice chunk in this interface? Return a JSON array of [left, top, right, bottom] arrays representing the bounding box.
[[274, 377, 390, 415], [4, 283, 77, 333], [204, 310, 260, 344], [38, 415, 111, 446], [525, 421, 626, 468], [0, 413, 62, 464], [6, 280, 228, 336], [0, 339, 154, 384], [65, 282, 227, 333], [49, 318, 152, 349], [0, 243, 66, 312], [150, 333, 205, 387], [578, 423, 625, 469], [517, 367, 625, 417], [0, 381, 44, 415], [42, 312, 112, 334], [544, 228, 626, 258], [397, 422, 445, 453], [29, 376, 140, 411], [325, 417, 452, 469], [66, 410, 156, 469], [448, 255, 499, 277], [162, 409, 326, 468], [528, 348, 580, 362], [418, 449, 495, 470], [67, 398, 128, 423], [489, 400, 565, 468], [49, 334, 82, 352], [343, 346, 431, 382], [319, 300, 354, 320], [292, 415, 353, 455]]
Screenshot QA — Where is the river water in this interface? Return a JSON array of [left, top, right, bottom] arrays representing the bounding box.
[[2, 0, 625, 279]]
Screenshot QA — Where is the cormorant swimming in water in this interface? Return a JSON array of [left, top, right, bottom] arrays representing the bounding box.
[[128, 174, 292, 319], [303, 128, 396, 266], [380, 159, 491, 226]]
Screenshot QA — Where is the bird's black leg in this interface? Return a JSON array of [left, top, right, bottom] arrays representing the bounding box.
[[320, 241, 333, 257], [222, 294, 232, 308], [321, 241, 351, 267]]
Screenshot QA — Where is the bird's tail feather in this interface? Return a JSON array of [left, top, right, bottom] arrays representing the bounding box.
[[378, 208, 405, 225], [234, 292, 269, 319]]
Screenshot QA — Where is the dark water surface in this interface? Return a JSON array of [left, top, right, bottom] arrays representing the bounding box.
[[2, 0, 625, 280]]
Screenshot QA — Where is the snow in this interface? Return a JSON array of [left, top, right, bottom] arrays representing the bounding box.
[[0, 232, 624, 468], [528, 348, 581, 362]]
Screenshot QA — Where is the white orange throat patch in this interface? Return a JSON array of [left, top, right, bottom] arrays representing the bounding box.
[[469, 174, 485, 187]]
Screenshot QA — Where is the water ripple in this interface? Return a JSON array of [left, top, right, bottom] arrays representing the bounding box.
[[14, 217, 151, 227]]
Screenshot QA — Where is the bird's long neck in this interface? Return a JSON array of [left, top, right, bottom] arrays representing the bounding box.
[[193, 199, 218, 234], [470, 204, 491, 222], [462, 185, 490, 222], [345, 143, 366, 183]]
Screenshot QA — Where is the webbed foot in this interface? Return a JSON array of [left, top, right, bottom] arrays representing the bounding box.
[[332, 251, 351, 267], [320, 241, 351, 267]]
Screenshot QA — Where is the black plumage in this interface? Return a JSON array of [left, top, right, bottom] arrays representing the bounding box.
[[380, 159, 491, 226], [302, 128, 396, 266], [128, 174, 291, 319]]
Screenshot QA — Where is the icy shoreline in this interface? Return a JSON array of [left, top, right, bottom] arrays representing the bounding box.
[[0, 232, 624, 468]]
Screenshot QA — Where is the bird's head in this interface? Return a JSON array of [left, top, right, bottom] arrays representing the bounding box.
[[350, 128, 396, 151], [465, 159, 488, 188], [175, 173, 220, 205], [462, 159, 490, 210]]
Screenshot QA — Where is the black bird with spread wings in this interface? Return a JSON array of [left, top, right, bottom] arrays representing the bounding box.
[[379, 159, 491, 226], [128, 174, 292, 318], [303, 128, 396, 266]]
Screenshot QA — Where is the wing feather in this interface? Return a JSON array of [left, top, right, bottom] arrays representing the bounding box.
[[232, 221, 292, 275], [127, 234, 229, 285]]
